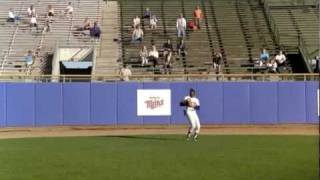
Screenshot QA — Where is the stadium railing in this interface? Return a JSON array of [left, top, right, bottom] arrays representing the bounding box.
[[0, 73, 318, 82]]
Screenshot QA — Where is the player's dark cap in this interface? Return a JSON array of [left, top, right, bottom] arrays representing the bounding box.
[[189, 88, 195, 93]]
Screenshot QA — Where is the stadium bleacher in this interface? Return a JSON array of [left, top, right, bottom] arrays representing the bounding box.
[[269, 5, 318, 56], [119, 0, 284, 74], [0, 0, 318, 76], [0, 0, 102, 75]]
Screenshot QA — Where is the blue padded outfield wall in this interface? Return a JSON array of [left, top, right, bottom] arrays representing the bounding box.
[[0, 81, 318, 127]]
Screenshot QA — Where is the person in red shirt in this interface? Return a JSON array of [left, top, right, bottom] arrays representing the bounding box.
[[193, 6, 203, 30]]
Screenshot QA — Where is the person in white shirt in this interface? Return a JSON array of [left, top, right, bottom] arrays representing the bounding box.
[[7, 8, 15, 22], [275, 50, 286, 65], [47, 5, 55, 19], [131, 26, 144, 43], [140, 46, 148, 66], [65, 2, 73, 16], [132, 16, 140, 28], [148, 45, 159, 67], [181, 88, 200, 141], [267, 59, 278, 73], [119, 64, 132, 81], [176, 13, 186, 38], [27, 5, 36, 17], [150, 15, 158, 30], [30, 15, 38, 30]]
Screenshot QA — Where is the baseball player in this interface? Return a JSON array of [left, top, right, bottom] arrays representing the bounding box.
[[182, 88, 201, 141]]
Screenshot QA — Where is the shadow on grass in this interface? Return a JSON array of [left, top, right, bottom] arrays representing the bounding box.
[[100, 135, 182, 141]]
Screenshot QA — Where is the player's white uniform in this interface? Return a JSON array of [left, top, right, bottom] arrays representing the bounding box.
[[184, 96, 200, 134]]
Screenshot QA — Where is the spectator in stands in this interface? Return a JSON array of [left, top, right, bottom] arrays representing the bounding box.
[[260, 48, 269, 63], [213, 51, 223, 73], [140, 46, 148, 66], [163, 51, 173, 74], [143, 8, 152, 19], [30, 15, 38, 31], [76, 18, 91, 31], [27, 5, 36, 17], [131, 26, 144, 43], [47, 5, 55, 20], [267, 59, 277, 73], [163, 56, 172, 74], [83, 18, 91, 30], [177, 39, 187, 57], [132, 16, 141, 28], [44, 17, 51, 32], [65, 2, 74, 16], [150, 15, 158, 30], [275, 50, 286, 66], [119, 64, 132, 81], [7, 8, 15, 22], [193, 6, 203, 30], [90, 21, 101, 39], [25, 50, 34, 68], [148, 45, 159, 67], [176, 14, 187, 38], [187, 20, 197, 31], [163, 39, 173, 63], [313, 56, 320, 73]]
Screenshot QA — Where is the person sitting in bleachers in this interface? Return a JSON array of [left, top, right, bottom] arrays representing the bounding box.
[[314, 56, 320, 73], [131, 26, 144, 43], [25, 50, 34, 68], [90, 22, 101, 39], [27, 5, 36, 17], [44, 17, 51, 32], [65, 2, 74, 16], [150, 15, 158, 30], [193, 6, 203, 30], [267, 59, 277, 73], [47, 5, 55, 20], [275, 50, 286, 66], [187, 20, 197, 31], [119, 64, 132, 81], [148, 45, 159, 67], [143, 8, 152, 19], [163, 39, 173, 63], [255, 48, 269, 67], [7, 9, 16, 22], [177, 39, 187, 57], [132, 16, 141, 28], [213, 51, 223, 74], [30, 15, 38, 31], [163, 52, 173, 74], [176, 14, 187, 38], [76, 18, 91, 31], [140, 46, 148, 66]]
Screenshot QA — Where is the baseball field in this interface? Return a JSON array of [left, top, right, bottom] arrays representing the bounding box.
[[0, 126, 318, 180]]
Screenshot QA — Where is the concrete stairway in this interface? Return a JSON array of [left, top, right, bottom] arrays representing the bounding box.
[[94, 1, 121, 75]]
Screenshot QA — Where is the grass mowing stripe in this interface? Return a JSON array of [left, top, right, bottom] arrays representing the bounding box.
[[0, 135, 317, 180]]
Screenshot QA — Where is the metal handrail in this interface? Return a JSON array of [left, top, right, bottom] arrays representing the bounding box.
[[298, 36, 313, 72], [0, 73, 318, 82]]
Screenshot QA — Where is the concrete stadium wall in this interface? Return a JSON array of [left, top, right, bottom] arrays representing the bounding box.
[[0, 81, 318, 127]]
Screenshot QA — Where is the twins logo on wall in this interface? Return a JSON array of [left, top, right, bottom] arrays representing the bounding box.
[[137, 89, 171, 116]]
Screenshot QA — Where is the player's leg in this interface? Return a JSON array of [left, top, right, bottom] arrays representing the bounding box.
[[186, 110, 196, 140], [193, 113, 201, 141]]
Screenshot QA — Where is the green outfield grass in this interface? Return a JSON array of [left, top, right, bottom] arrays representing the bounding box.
[[0, 135, 317, 180]]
